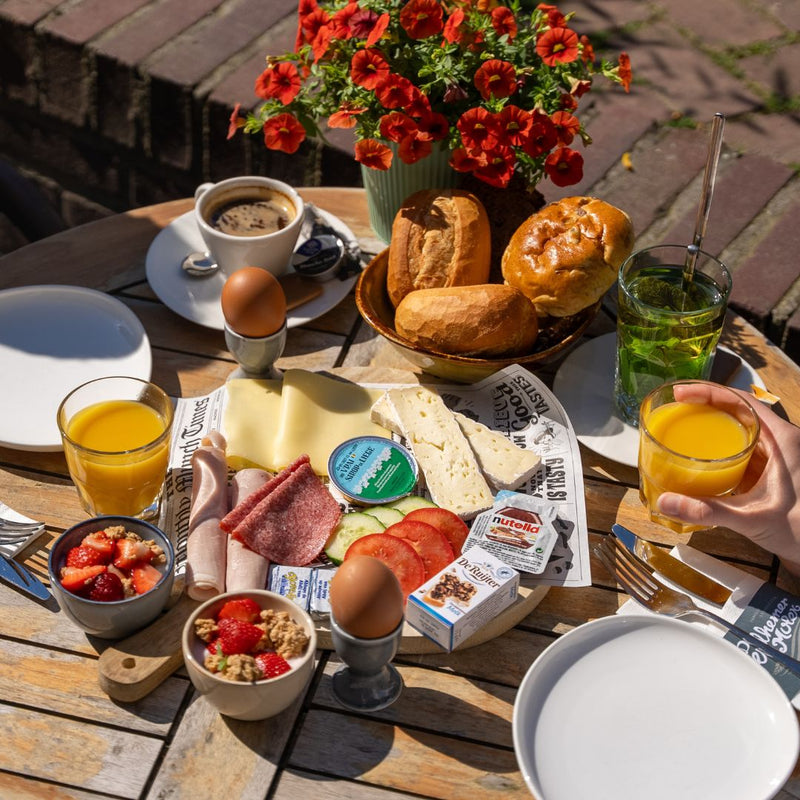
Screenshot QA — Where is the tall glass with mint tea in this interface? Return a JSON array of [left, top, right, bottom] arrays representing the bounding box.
[[614, 245, 731, 426]]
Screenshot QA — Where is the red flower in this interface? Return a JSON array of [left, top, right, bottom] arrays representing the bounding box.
[[299, 6, 330, 47], [536, 26, 579, 66], [491, 7, 517, 40], [537, 3, 565, 27], [569, 77, 592, 99], [350, 48, 390, 90], [545, 146, 583, 186], [355, 138, 393, 170], [580, 34, 595, 63], [474, 59, 517, 100], [379, 112, 418, 143], [254, 63, 301, 105], [450, 147, 488, 173], [295, 0, 320, 49], [349, 8, 380, 39], [559, 93, 578, 111], [263, 113, 306, 154], [417, 110, 449, 140], [618, 52, 632, 93], [367, 12, 390, 46], [400, 0, 444, 39], [328, 104, 367, 128], [311, 23, 334, 61], [551, 110, 580, 145], [457, 106, 500, 150], [398, 132, 433, 164], [376, 73, 417, 109], [404, 85, 432, 117], [473, 144, 516, 188], [227, 103, 243, 140], [522, 110, 558, 157], [497, 105, 531, 146], [442, 8, 465, 44], [331, 2, 359, 38]]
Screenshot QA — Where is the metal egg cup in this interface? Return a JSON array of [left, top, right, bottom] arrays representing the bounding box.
[[224, 320, 287, 377]]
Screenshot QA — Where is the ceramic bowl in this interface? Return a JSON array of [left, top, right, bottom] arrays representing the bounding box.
[[355, 249, 600, 383], [181, 589, 317, 721], [48, 515, 175, 639]]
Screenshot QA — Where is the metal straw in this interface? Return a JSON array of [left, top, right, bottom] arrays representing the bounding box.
[[682, 112, 726, 291]]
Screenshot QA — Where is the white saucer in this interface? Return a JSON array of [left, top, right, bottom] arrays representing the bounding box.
[[145, 207, 360, 330], [513, 614, 799, 800], [552, 332, 765, 467], [0, 286, 152, 451]]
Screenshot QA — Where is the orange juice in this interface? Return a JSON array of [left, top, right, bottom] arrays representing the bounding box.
[[638, 388, 759, 533], [64, 399, 171, 517]]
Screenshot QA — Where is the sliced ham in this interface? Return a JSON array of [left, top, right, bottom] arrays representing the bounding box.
[[232, 461, 341, 566], [220, 453, 309, 533], [225, 468, 271, 592], [186, 432, 229, 600]]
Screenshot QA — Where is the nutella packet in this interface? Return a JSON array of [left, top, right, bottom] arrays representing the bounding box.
[[463, 493, 558, 574]]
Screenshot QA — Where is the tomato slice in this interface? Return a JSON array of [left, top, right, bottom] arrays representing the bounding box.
[[403, 507, 469, 557], [344, 533, 425, 596], [383, 519, 455, 581]]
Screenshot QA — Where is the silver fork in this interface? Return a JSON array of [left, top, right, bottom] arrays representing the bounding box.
[[594, 535, 800, 675], [0, 518, 46, 543]]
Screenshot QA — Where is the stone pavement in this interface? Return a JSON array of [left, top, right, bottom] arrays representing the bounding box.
[[0, 0, 799, 359]]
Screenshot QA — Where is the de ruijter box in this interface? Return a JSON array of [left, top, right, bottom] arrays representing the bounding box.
[[406, 546, 519, 651]]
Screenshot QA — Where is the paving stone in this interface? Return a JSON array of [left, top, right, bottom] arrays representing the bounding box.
[[37, 0, 152, 45], [738, 43, 800, 104], [725, 113, 800, 165], [763, 0, 800, 32], [0, 0, 65, 27], [0, 17, 40, 106], [561, 0, 654, 37], [34, 31, 90, 126]]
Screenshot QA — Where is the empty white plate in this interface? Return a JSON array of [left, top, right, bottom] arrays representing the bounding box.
[[513, 614, 799, 800]]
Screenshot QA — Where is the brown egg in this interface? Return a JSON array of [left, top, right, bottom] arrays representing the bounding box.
[[221, 267, 287, 338], [330, 555, 404, 639]]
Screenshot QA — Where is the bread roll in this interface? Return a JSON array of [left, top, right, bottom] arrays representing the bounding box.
[[394, 284, 538, 358], [501, 196, 634, 317], [387, 189, 491, 308]]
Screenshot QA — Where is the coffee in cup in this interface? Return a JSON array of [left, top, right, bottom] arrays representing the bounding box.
[[194, 177, 305, 277]]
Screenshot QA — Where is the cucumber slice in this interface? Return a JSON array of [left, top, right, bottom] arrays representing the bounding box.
[[384, 495, 438, 515], [324, 512, 385, 565], [364, 506, 405, 527]]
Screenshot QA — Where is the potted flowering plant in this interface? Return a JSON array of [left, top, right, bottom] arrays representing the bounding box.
[[230, 0, 631, 240]]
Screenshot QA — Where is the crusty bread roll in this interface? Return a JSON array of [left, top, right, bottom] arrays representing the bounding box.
[[387, 189, 491, 308], [501, 196, 634, 317], [394, 284, 538, 358]]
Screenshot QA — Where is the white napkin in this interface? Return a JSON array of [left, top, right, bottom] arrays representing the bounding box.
[[617, 543, 800, 710], [0, 502, 46, 559]]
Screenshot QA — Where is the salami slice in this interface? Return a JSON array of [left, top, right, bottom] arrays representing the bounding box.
[[233, 462, 341, 566], [220, 453, 309, 533]]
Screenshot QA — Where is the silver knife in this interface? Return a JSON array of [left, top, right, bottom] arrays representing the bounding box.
[[611, 524, 732, 606], [0, 553, 51, 601]]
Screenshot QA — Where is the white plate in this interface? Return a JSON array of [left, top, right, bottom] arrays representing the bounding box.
[[145, 208, 359, 330], [552, 332, 765, 467], [0, 286, 152, 451], [513, 614, 799, 800]]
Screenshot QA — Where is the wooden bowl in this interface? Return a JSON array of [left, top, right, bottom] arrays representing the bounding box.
[[355, 249, 599, 383]]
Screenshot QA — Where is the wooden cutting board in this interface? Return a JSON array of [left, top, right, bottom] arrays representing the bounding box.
[[97, 581, 549, 702]]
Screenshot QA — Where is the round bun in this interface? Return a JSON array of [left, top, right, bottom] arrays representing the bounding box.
[[501, 196, 634, 317], [394, 284, 538, 358], [387, 189, 491, 308]]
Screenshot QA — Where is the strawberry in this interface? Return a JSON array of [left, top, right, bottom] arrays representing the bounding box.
[[88, 571, 125, 602], [255, 652, 291, 679], [80, 530, 115, 561], [217, 618, 264, 655], [60, 565, 106, 595], [131, 563, 162, 595], [65, 544, 106, 569], [113, 538, 154, 570], [217, 598, 261, 624]]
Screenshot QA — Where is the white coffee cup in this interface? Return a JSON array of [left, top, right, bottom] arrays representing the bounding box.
[[194, 176, 305, 277]]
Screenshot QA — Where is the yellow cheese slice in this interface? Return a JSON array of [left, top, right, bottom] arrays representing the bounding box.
[[272, 369, 389, 475], [223, 378, 283, 471]]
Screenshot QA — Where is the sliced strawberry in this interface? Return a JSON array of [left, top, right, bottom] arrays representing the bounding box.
[[113, 538, 154, 570], [131, 563, 162, 595], [217, 598, 261, 624], [80, 530, 114, 562], [60, 565, 106, 595], [65, 544, 106, 569], [217, 618, 264, 655], [255, 652, 291, 679], [88, 571, 125, 602]]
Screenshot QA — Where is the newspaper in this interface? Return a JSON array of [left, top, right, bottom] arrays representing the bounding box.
[[159, 364, 590, 589]]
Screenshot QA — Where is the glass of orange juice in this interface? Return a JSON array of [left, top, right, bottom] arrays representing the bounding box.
[[638, 380, 760, 533], [57, 377, 174, 519]]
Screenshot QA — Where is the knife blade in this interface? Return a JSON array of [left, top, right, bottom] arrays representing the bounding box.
[[0, 553, 51, 601], [611, 524, 732, 606]]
